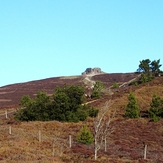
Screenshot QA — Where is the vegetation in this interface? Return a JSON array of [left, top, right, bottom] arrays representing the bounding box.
[[148, 94, 163, 122], [91, 80, 105, 98], [129, 59, 162, 86], [111, 82, 119, 88], [15, 91, 52, 121], [14, 85, 98, 122], [138, 58, 162, 80], [76, 125, 94, 145], [94, 101, 115, 160], [139, 73, 154, 84], [2, 59, 163, 162], [137, 59, 151, 74], [125, 92, 140, 118], [81, 104, 99, 118], [137, 59, 162, 75]]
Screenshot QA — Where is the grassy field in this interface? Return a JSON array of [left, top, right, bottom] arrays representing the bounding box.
[[0, 77, 163, 162]]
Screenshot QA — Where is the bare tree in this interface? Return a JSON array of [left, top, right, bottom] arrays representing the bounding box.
[[94, 101, 115, 160]]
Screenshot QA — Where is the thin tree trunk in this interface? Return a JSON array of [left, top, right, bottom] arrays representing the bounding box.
[[94, 137, 98, 160], [93, 101, 114, 161], [94, 150, 97, 160]]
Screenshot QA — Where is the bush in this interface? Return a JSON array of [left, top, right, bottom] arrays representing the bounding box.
[[76, 125, 94, 145], [88, 107, 99, 117], [148, 111, 160, 122], [139, 74, 154, 84], [66, 111, 79, 123], [148, 94, 163, 121], [15, 91, 51, 121], [80, 104, 99, 118], [76, 109, 88, 121], [111, 82, 119, 88], [15, 85, 99, 122], [91, 90, 100, 98], [124, 92, 140, 118], [91, 81, 104, 99]]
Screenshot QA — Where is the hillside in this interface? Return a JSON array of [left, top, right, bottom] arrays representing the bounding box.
[[0, 73, 138, 109], [0, 73, 163, 162]]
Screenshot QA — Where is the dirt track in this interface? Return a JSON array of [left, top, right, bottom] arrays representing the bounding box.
[[0, 73, 138, 109]]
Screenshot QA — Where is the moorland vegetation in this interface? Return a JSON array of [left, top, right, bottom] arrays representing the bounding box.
[[14, 85, 99, 122], [1, 58, 163, 162], [15, 58, 163, 123]]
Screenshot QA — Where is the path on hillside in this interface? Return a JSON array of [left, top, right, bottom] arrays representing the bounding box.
[[83, 74, 96, 88], [119, 74, 141, 88], [0, 74, 141, 120], [83, 99, 100, 105]]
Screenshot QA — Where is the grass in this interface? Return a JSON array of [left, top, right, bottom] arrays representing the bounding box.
[[1, 77, 163, 162]]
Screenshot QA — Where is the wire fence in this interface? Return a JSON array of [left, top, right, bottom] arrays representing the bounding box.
[[1, 111, 163, 162], [0, 124, 163, 162]]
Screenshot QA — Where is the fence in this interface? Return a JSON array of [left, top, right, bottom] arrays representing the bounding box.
[[0, 124, 163, 162], [0, 112, 163, 162]]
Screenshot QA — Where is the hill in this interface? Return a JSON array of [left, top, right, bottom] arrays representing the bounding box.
[[0, 73, 163, 162], [0, 73, 138, 109]]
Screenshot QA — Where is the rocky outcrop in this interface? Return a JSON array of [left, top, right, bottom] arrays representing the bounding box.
[[82, 67, 103, 76]]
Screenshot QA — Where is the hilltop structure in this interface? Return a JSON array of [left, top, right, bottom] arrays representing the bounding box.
[[82, 67, 103, 76]]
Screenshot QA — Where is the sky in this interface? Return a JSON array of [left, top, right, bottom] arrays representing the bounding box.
[[0, 0, 163, 87]]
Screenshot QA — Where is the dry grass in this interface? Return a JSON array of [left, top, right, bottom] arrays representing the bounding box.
[[0, 121, 68, 162], [1, 77, 163, 162]]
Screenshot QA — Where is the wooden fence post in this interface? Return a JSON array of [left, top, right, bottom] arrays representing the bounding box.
[[52, 141, 55, 156], [144, 144, 147, 159], [9, 126, 12, 135], [60, 144, 63, 156], [38, 130, 41, 142], [69, 135, 72, 148], [5, 110, 8, 119]]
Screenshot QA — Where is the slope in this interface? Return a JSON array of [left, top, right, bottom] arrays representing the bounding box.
[[0, 76, 163, 162], [0, 73, 138, 109]]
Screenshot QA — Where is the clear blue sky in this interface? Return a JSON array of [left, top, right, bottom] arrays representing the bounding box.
[[0, 0, 163, 87]]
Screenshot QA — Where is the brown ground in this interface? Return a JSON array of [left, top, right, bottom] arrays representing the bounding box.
[[0, 73, 163, 163], [0, 73, 138, 109]]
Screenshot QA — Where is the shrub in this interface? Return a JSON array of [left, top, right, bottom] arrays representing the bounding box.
[[91, 81, 104, 98], [15, 85, 99, 122], [148, 111, 160, 122], [148, 94, 163, 121], [66, 111, 79, 123], [139, 74, 154, 84], [80, 104, 99, 118], [88, 107, 99, 117], [111, 82, 119, 88], [125, 92, 140, 118], [76, 110, 88, 121], [76, 125, 94, 144]]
